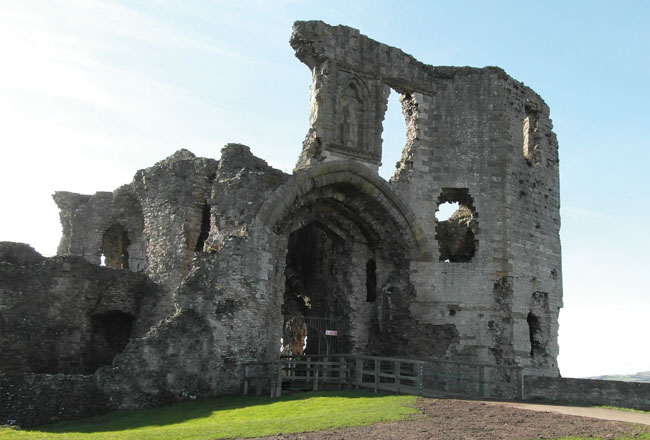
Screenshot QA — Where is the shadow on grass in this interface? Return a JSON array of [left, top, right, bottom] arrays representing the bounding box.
[[34, 390, 399, 434]]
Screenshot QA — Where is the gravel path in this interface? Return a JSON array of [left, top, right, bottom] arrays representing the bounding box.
[[247, 398, 650, 440]]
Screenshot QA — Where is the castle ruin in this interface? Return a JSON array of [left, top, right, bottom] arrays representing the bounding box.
[[1, 20, 563, 423]]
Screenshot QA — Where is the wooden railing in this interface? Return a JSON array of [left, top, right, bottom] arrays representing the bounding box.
[[243, 355, 351, 397], [353, 355, 426, 395], [242, 354, 524, 400]]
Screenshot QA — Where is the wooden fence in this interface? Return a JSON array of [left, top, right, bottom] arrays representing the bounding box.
[[242, 354, 524, 400]]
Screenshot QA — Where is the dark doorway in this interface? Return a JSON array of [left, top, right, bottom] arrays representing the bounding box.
[[85, 311, 135, 373], [282, 223, 353, 356], [527, 312, 544, 358]]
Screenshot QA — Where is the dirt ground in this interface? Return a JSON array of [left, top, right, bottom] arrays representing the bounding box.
[[249, 398, 650, 440]]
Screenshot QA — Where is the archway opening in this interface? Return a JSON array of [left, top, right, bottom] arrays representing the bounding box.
[[282, 223, 351, 356], [263, 171, 431, 361], [85, 311, 135, 373], [102, 224, 130, 269]]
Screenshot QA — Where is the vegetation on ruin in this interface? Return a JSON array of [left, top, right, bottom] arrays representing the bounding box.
[[0, 391, 418, 440]]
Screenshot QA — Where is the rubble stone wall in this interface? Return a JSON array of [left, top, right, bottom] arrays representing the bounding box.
[[525, 376, 650, 411], [0, 242, 161, 375], [0, 373, 108, 428]]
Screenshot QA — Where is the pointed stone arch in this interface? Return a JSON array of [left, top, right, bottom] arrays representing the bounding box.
[[256, 160, 430, 261], [254, 161, 431, 356]]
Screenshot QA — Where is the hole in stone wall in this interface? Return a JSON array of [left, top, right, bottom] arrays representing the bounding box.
[[435, 202, 460, 222], [435, 189, 478, 262], [523, 104, 542, 166], [102, 224, 130, 269], [366, 258, 377, 302], [527, 312, 545, 358], [86, 311, 135, 373], [378, 89, 408, 180], [528, 291, 550, 363], [195, 201, 211, 252], [282, 223, 354, 356]]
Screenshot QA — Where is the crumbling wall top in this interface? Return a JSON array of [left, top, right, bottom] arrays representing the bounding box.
[[290, 20, 508, 93]]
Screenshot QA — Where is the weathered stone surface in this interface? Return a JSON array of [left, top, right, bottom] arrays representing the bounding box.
[[0, 249, 161, 375], [0, 242, 45, 265], [525, 376, 650, 411], [0, 373, 108, 428], [1, 20, 564, 420]]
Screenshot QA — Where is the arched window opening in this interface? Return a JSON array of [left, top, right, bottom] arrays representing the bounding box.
[[86, 311, 135, 373], [366, 258, 377, 302], [282, 223, 350, 356], [527, 312, 541, 357], [195, 201, 211, 252], [378, 88, 408, 180], [435, 189, 478, 262], [523, 103, 542, 166], [102, 224, 130, 269]]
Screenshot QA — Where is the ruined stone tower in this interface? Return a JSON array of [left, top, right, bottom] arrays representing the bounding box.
[[0, 21, 562, 415]]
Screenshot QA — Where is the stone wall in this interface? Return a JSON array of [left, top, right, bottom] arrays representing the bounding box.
[[0, 242, 161, 375], [54, 187, 147, 271], [0, 373, 109, 428], [95, 145, 290, 408], [290, 20, 562, 375], [525, 376, 650, 411]]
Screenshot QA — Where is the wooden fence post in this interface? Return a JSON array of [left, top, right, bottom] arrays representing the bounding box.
[[269, 363, 276, 398], [418, 363, 424, 395], [275, 361, 283, 397], [395, 360, 401, 394], [355, 357, 362, 389], [256, 364, 262, 396], [312, 363, 319, 391], [374, 358, 379, 392], [243, 365, 249, 395]]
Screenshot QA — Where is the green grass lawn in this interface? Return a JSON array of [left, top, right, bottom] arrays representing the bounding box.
[[595, 405, 650, 414], [0, 391, 419, 440]]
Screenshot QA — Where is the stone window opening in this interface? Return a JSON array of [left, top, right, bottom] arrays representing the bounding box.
[[282, 222, 349, 356], [523, 104, 542, 166], [102, 224, 130, 269], [434, 189, 478, 262], [366, 258, 377, 302], [378, 88, 409, 180], [527, 312, 544, 358], [195, 201, 211, 252], [86, 311, 135, 373]]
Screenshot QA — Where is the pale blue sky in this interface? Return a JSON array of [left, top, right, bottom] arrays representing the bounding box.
[[1, 0, 648, 378]]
